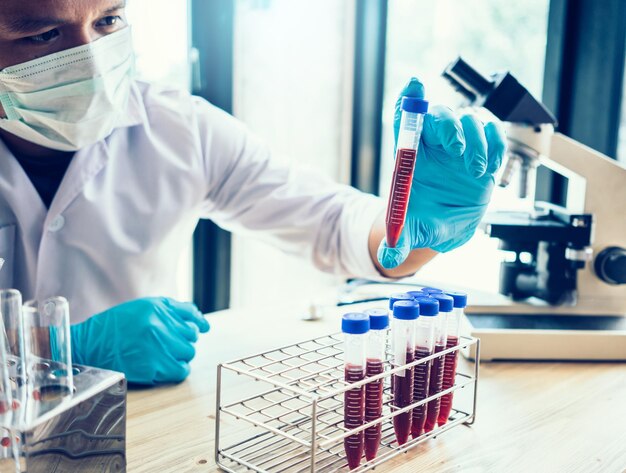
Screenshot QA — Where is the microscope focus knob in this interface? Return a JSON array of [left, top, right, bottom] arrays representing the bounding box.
[[594, 247, 626, 285]]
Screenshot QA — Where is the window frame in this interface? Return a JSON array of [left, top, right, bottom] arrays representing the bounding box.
[[543, 0, 626, 159], [190, 0, 234, 312]]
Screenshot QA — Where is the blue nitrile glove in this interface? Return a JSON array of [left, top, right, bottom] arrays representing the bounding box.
[[377, 77, 507, 269], [71, 297, 210, 385]]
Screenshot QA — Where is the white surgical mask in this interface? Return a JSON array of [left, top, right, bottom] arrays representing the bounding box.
[[0, 27, 134, 152]]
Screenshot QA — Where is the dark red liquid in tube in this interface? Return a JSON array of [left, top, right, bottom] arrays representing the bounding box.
[[344, 365, 365, 470], [424, 343, 445, 433], [411, 346, 433, 438], [385, 148, 417, 248], [364, 359, 384, 461], [438, 336, 460, 426], [391, 349, 414, 445]]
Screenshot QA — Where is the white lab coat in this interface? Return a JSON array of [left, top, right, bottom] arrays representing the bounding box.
[[0, 81, 384, 323]]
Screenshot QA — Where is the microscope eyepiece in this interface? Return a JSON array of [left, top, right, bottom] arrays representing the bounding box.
[[442, 57, 494, 103]]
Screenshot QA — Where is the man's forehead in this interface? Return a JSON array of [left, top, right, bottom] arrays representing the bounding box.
[[0, 0, 126, 31]]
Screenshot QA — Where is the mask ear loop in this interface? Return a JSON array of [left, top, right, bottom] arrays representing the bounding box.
[[0, 92, 19, 121]]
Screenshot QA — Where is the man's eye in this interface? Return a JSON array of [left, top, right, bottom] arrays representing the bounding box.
[[25, 29, 60, 43], [96, 16, 123, 28]]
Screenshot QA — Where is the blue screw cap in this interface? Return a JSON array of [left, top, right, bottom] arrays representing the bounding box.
[[389, 293, 414, 310], [364, 308, 389, 330], [413, 297, 439, 316], [401, 96, 429, 114], [446, 291, 468, 308], [421, 287, 443, 294], [429, 293, 454, 312], [393, 300, 420, 320], [341, 312, 370, 334]]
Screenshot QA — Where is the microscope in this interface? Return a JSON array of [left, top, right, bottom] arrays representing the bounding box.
[[442, 58, 626, 360]]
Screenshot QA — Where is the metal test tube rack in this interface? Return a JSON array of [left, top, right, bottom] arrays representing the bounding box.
[[215, 332, 480, 473]]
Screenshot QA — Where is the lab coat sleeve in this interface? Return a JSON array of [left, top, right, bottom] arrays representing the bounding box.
[[194, 97, 386, 279]]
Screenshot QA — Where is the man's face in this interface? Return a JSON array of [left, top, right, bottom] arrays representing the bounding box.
[[0, 0, 127, 70]]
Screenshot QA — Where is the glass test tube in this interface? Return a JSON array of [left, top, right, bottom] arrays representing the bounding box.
[[0, 290, 26, 413], [363, 308, 388, 462], [0, 290, 25, 468], [423, 293, 452, 433], [384, 96, 429, 248], [410, 297, 438, 438], [342, 312, 369, 470], [438, 291, 468, 426], [391, 300, 419, 446], [22, 298, 74, 404]]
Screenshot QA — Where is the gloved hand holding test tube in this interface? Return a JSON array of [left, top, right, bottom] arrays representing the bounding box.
[[378, 78, 507, 269], [385, 96, 429, 248]]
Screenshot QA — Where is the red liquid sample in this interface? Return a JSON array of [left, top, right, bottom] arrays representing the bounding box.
[[391, 349, 414, 445], [344, 365, 365, 470], [423, 343, 445, 433], [411, 346, 433, 438], [438, 336, 460, 426], [364, 359, 384, 461], [385, 148, 417, 248]]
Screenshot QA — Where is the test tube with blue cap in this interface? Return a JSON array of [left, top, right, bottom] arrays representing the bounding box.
[[406, 290, 428, 299], [362, 308, 388, 461], [424, 293, 453, 433], [384, 96, 429, 248], [438, 291, 468, 426], [342, 312, 369, 470], [420, 287, 443, 294], [388, 293, 413, 313], [390, 300, 419, 446], [410, 296, 438, 438]]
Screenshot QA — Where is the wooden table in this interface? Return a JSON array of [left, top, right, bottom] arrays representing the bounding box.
[[127, 302, 626, 473]]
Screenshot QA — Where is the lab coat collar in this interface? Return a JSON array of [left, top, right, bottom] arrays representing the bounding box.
[[46, 81, 147, 217], [0, 80, 147, 220], [117, 80, 148, 129]]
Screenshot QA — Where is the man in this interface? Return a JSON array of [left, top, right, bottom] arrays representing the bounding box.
[[0, 1, 506, 385]]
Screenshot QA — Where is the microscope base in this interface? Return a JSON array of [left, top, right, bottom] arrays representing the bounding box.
[[461, 313, 626, 361]]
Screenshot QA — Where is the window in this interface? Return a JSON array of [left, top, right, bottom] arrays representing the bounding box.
[[126, 0, 193, 301], [126, 0, 190, 90], [381, 0, 550, 292], [231, 0, 354, 308]]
